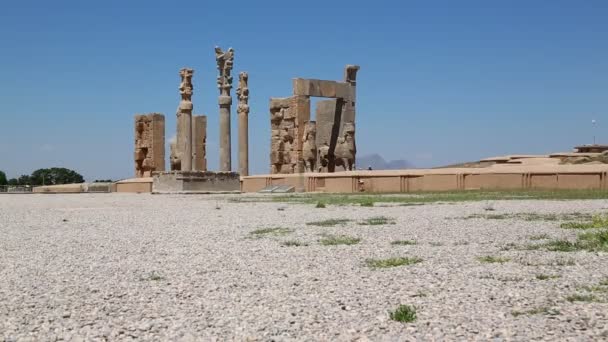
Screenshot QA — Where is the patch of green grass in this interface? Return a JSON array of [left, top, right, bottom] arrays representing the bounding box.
[[560, 214, 608, 229], [359, 216, 396, 226], [512, 307, 560, 317], [463, 212, 591, 222], [477, 256, 510, 264], [543, 239, 580, 252], [429, 242, 444, 247], [281, 240, 308, 247], [577, 229, 608, 251], [319, 234, 361, 246], [600, 278, 608, 286], [389, 305, 417, 323], [391, 240, 417, 246], [315, 202, 326, 208], [529, 234, 551, 241], [566, 294, 600, 303], [306, 218, 352, 227], [532, 230, 608, 253], [270, 190, 608, 206], [579, 285, 608, 293], [365, 257, 423, 269], [359, 199, 375, 207], [249, 227, 292, 237], [536, 274, 561, 280]]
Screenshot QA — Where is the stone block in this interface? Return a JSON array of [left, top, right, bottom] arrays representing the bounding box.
[[152, 171, 241, 194]]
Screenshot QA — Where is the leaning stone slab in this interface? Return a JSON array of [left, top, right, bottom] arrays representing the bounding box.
[[152, 171, 241, 194]]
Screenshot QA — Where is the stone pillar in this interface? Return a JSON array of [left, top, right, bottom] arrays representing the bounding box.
[[215, 47, 234, 172], [176, 68, 194, 171], [341, 65, 359, 134], [291, 95, 311, 174], [193, 115, 207, 171], [134, 113, 165, 177], [236, 72, 249, 176]]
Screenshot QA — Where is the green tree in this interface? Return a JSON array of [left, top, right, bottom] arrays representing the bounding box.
[[17, 175, 31, 185], [30, 168, 84, 186], [0, 171, 6, 186], [7, 178, 18, 186]]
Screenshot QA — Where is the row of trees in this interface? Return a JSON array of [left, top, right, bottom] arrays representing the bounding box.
[[0, 168, 85, 186]]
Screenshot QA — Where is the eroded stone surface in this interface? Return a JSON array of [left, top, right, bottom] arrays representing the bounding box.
[[134, 113, 165, 177]]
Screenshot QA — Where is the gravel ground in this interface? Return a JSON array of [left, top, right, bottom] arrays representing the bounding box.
[[1, 193, 608, 341]]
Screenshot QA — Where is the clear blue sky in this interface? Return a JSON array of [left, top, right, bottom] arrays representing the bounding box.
[[1, 0, 606, 180]]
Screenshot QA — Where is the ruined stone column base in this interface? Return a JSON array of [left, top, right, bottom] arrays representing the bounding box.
[[152, 171, 241, 194]]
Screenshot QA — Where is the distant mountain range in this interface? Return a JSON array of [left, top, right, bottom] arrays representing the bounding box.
[[356, 154, 413, 170]]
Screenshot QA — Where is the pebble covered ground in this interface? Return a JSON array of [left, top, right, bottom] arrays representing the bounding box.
[[1, 193, 608, 341]]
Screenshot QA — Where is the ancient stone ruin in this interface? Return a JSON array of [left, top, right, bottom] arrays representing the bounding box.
[[134, 113, 165, 177], [193, 115, 207, 172], [215, 46, 234, 172], [269, 65, 359, 174], [175, 68, 194, 171], [237, 71, 249, 176]]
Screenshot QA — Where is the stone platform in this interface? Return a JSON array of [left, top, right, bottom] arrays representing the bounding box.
[[152, 171, 240, 194], [241, 164, 608, 193]]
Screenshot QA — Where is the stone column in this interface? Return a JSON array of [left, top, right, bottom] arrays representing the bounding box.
[[236, 72, 249, 176], [215, 47, 234, 172], [176, 68, 194, 171]]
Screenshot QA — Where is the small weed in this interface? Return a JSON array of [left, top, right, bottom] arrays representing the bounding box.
[[500, 242, 518, 251], [360, 199, 375, 207], [566, 294, 599, 302], [389, 305, 417, 323], [600, 278, 608, 286], [555, 258, 577, 266], [429, 242, 444, 247], [365, 257, 423, 269], [536, 274, 561, 280], [543, 240, 580, 252], [359, 216, 396, 226], [498, 276, 524, 282], [477, 256, 510, 264], [306, 219, 351, 227], [281, 240, 308, 247], [140, 271, 164, 281], [410, 291, 427, 297], [250, 227, 292, 237], [453, 241, 470, 246], [512, 307, 560, 317], [315, 202, 326, 208], [391, 240, 417, 246], [521, 258, 576, 267], [319, 235, 361, 246], [529, 234, 551, 241]]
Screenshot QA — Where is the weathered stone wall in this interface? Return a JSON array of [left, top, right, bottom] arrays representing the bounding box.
[[269, 97, 297, 174], [193, 115, 207, 171], [134, 113, 165, 177]]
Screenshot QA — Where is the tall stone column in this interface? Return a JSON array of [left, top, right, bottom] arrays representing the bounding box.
[[215, 47, 234, 172], [176, 68, 194, 171], [236, 72, 249, 176]]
